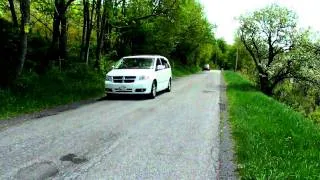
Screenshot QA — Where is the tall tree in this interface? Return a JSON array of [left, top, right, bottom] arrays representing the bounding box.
[[80, 0, 95, 64], [45, 0, 75, 70], [17, 0, 30, 76], [95, 0, 110, 69], [239, 5, 304, 95], [8, 0, 18, 27]]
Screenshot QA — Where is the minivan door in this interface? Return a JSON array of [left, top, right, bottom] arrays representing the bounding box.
[[155, 58, 166, 90], [160, 58, 171, 86]]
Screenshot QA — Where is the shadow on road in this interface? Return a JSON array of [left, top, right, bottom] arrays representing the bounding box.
[[97, 91, 167, 101]]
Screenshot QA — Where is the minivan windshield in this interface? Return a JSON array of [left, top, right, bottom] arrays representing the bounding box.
[[114, 58, 155, 69]]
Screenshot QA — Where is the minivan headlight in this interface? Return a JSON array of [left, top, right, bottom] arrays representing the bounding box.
[[106, 75, 113, 81], [138, 75, 150, 80]]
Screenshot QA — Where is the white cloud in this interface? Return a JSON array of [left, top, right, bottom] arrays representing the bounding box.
[[199, 0, 320, 44]]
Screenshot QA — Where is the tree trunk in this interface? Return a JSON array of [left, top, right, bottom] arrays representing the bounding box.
[[95, 0, 102, 68], [16, 0, 30, 76], [96, 0, 101, 40], [315, 92, 320, 106], [46, 0, 74, 70], [122, 0, 126, 16], [95, 0, 108, 69], [8, 0, 18, 27], [51, 2, 61, 52], [45, 0, 61, 71], [84, 1, 95, 65], [80, 0, 88, 62], [259, 75, 273, 95], [59, 10, 67, 60]]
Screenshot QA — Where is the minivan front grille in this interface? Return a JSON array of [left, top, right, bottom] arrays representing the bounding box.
[[112, 76, 136, 83]]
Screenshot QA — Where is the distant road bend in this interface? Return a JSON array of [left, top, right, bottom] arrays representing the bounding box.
[[0, 70, 222, 179]]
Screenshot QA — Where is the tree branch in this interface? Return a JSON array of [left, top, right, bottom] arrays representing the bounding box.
[[251, 32, 262, 64], [129, 0, 178, 24], [31, 13, 53, 33], [65, 0, 75, 9], [240, 30, 262, 73]]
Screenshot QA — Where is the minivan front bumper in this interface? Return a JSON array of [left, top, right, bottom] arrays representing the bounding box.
[[105, 80, 153, 94]]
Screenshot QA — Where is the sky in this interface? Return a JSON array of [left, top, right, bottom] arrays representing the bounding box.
[[198, 0, 320, 44]]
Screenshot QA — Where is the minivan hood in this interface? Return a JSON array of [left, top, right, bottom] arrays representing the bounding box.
[[107, 69, 154, 76]]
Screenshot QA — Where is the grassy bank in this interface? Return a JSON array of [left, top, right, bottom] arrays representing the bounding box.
[[224, 71, 320, 179], [0, 66, 104, 120]]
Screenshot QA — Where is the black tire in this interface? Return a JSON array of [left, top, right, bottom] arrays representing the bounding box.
[[166, 79, 171, 92], [148, 81, 157, 99]]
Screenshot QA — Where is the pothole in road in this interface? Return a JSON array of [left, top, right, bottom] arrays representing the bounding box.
[[60, 153, 88, 164], [16, 161, 58, 180]]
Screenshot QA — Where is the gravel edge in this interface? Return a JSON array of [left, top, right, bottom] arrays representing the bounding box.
[[218, 71, 238, 179]]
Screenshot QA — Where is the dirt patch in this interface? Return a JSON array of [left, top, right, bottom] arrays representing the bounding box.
[[15, 161, 58, 180], [218, 72, 238, 179]]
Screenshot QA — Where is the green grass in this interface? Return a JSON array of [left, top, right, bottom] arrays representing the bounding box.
[[224, 71, 320, 179], [0, 66, 104, 120]]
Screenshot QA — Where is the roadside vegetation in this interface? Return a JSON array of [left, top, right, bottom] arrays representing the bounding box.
[[0, 66, 104, 120], [221, 5, 320, 178], [0, 0, 221, 120], [224, 71, 320, 179], [223, 5, 320, 124]]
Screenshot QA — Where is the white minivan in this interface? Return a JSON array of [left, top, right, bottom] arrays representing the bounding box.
[[105, 55, 172, 98]]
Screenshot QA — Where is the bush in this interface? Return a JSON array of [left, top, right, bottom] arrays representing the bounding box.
[[0, 67, 104, 120], [309, 108, 320, 124]]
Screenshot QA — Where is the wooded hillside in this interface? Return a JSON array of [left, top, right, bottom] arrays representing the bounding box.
[[0, 0, 219, 87]]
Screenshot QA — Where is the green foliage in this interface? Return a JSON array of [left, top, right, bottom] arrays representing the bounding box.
[[212, 39, 229, 69], [224, 71, 320, 179], [2, 0, 217, 75], [309, 107, 320, 124], [99, 54, 118, 75], [0, 1, 6, 16], [125, 0, 215, 68], [172, 64, 201, 78], [237, 4, 320, 95], [233, 4, 320, 120]]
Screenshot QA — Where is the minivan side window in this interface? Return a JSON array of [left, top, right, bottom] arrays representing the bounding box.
[[160, 58, 170, 69], [156, 58, 162, 70], [156, 58, 162, 66]]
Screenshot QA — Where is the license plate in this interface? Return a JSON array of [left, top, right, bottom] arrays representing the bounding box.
[[119, 86, 126, 90]]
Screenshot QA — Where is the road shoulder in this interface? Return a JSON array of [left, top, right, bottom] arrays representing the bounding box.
[[218, 71, 238, 179]]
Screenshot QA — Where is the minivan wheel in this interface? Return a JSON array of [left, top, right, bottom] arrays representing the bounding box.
[[149, 81, 157, 99], [106, 93, 115, 99], [166, 79, 171, 92]]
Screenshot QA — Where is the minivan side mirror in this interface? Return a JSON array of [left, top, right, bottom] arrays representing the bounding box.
[[156, 65, 165, 71]]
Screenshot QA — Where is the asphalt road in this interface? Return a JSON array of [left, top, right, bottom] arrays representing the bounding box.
[[0, 70, 222, 179]]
